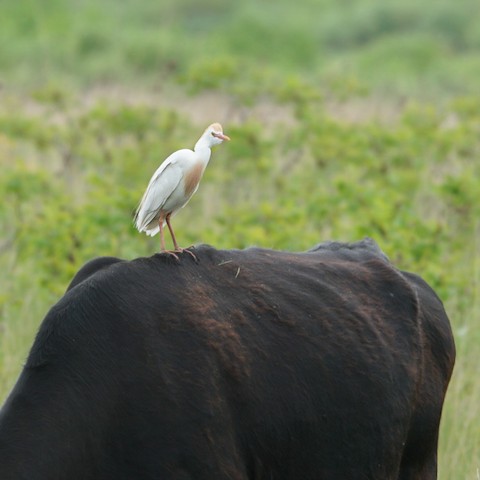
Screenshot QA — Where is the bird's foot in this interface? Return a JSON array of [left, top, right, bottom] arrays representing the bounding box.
[[159, 247, 197, 262], [176, 246, 198, 262], [160, 250, 180, 261]]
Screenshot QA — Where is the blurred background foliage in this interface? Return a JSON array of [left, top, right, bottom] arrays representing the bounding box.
[[1, 0, 480, 96], [0, 0, 479, 477]]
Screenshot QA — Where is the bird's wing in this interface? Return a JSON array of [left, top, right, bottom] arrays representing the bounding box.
[[134, 150, 192, 230]]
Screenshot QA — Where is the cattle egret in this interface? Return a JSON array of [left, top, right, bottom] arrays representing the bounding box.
[[134, 123, 230, 257]]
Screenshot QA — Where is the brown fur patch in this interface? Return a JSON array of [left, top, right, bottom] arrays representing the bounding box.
[[201, 317, 249, 380], [184, 283, 251, 381], [184, 162, 204, 197]]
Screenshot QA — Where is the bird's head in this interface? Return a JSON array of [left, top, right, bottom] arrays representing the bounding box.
[[205, 123, 230, 146]]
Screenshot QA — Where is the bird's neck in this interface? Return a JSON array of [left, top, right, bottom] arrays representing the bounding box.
[[193, 140, 212, 163]]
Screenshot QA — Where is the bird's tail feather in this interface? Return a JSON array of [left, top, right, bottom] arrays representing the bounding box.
[[134, 206, 164, 237], [145, 225, 160, 236]]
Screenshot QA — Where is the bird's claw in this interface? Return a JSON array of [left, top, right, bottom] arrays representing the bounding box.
[[177, 246, 198, 262], [161, 250, 180, 261], [160, 246, 198, 262]]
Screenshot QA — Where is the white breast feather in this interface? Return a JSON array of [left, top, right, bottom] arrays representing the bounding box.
[[134, 149, 195, 232]]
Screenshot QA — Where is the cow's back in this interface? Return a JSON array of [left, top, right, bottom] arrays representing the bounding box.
[[0, 240, 455, 480]]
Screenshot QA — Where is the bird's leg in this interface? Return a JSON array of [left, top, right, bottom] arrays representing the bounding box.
[[159, 216, 166, 251], [165, 214, 197, 260], [159, 215, 179, 260], [165, 213, 180, 251]]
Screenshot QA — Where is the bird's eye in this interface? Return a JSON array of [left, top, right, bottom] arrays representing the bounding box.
[[211, 132, 215, 136]]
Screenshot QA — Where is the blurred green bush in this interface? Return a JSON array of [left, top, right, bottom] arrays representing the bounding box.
[[1, 0, 480, 97]]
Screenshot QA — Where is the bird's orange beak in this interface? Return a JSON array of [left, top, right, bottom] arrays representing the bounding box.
[[214, 132, 230, 141]]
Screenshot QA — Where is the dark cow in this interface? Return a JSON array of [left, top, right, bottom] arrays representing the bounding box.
[[0, 239, 455, 479]]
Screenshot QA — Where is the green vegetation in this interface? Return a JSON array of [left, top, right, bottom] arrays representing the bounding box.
[[2, 0, 480, 97], [0, 0, 479, 478]]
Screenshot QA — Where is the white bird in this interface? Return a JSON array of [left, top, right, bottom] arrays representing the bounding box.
[[134, 123, 230, 256]]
